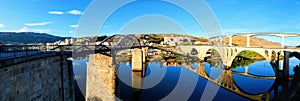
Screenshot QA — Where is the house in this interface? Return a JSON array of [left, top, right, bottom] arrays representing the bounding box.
[[164, 36, 194, 46]]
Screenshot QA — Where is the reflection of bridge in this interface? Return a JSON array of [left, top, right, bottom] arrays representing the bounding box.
[[179, 46, 300, 79], [182, 62, 290, 101], [231, 71, 276, 80]]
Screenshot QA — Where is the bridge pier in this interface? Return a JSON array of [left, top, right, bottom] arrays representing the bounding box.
[[86, 54, 115, 101], [131, 51, 147, 100], [268, 51, 272, 61], [131, 70, 143, 101], [282, 51, 290, 80], [132, 71, 143, 90], [142, 47, 148, 63], [228, 35, 233, 46], [281, 36, 285, 48], [132, 48, 143, 71], [131, 48, 148, 71], [245, 66, 249, 74], [246, 35, 251, 47]]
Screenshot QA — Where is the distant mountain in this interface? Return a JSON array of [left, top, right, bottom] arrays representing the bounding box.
[[0, 32, 70, 44]]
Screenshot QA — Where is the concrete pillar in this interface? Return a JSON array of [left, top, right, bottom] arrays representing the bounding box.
[[266, 92, 270, 101], [245, 65, 249, 74], [132, 48, 143, 71], [229, 35, 233, 46], [281, 36, 285, 48], [142, 47, 148, 62], [283, 51, 290, 80], [132, 71, 143, 101], [132, 71, 143, 90], [142, 48, 146, 63], [268, 51, 272, 61], [228, 48, 232, 57], [246, 35, 250, 47], [86, 54, 115, 101]]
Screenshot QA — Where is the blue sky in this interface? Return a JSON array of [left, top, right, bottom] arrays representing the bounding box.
[[0, 0, 91, 37], [0, 0, 299, 46]]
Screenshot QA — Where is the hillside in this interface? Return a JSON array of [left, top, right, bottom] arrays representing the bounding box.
[[148, 33, 208, 42], [0, 32, 69, 44], [223, 36, 281, 48]]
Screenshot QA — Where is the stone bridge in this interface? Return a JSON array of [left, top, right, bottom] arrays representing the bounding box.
[[178, 46, 300, 67]]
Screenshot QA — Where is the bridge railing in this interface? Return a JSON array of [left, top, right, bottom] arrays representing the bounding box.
[[0, 45, 74, 61], [0, 44, 114, 60]]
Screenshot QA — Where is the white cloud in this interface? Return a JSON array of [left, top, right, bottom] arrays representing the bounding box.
[[25, 22, 52, 27], [67, 10, 83, 15], [0, 23, 4, 28], [48, 11, 64, 15], [17, 27, 29, 32], [70, 24, 79, 28], [12, 27, 52, 33], [30, 29, 52, 33]]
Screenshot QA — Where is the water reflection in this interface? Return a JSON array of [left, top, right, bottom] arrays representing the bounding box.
[[73, 54, 300, 101]]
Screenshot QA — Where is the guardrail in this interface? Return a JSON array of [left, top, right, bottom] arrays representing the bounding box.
[[0, 44, 121, 60], [0, 45, 73, 61], [0, 44, 169, 61]]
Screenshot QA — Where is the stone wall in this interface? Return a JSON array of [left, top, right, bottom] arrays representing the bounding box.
[[86, 54, 115, 101], [0, 54, 74, 101]]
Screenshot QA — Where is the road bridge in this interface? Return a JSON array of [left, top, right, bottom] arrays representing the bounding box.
[[210, 32, 300, 48]]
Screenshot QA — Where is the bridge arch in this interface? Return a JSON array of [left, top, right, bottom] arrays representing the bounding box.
[[113, 34, 141, 48], [289, 52, 300, 60], [196, 46, 228, 68], [227, 49, 271, 67], [98, 34, 141, 47]]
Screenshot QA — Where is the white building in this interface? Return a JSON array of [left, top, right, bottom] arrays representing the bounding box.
[[164, 37, 192, 46]]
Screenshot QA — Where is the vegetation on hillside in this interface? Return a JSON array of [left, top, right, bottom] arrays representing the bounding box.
[[237, 50, 265, 60], [230, 58, 255, 69]]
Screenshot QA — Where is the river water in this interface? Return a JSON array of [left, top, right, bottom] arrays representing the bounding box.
[[73, 56, 300, 100]]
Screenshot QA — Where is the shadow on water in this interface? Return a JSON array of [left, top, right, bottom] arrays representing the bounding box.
[[74, 80, 85, 101]]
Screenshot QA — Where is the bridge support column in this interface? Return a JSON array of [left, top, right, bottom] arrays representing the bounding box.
[[132, 48, 143, 71], [132, 62, 147, 100], [281, 36, 285, 48], [283, 51, 290, 80], [246, 35, 251, 47], [131, 71, 143, 100], [132, 71, 143, 90], [86, 54, 115, 101], [142, 47, 148, 62], [268, 51, 272, 61], [245, 66, 249, 74], [229, 35, 233, 46]]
